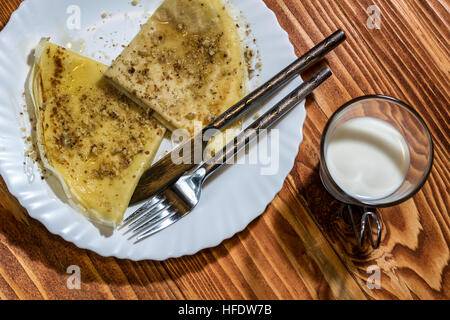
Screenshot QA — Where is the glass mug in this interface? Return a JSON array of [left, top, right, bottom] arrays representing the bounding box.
[[320, 95, 434, 248]]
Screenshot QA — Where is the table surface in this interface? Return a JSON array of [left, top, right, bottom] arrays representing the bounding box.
[[0, 0, 448, 300]]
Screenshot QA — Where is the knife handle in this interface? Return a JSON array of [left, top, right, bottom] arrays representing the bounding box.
[[202, 67, 332, 178]]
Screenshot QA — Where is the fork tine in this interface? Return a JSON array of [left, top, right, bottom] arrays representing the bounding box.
[[130, 206, 176, 237], [119, 195, 163, 228], [126, 200, 169, 231], [135, 210, 183, 241]]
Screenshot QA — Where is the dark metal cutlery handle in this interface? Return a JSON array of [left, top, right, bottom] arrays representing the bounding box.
[[208, 30, 345, 131], [131, 30, 345, 204], [203, 67, 333, 178]]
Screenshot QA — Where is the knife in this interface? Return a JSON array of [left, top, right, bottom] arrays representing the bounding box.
[[131, 30, 346, 204]]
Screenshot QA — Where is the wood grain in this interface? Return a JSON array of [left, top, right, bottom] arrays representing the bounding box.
[[0, 0, 448, 300]]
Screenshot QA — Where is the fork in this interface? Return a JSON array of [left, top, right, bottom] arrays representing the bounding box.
[[120, 66, 332, 241]]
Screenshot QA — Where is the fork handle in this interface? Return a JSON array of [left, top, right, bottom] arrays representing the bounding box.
[[202, 67, 332, 179]]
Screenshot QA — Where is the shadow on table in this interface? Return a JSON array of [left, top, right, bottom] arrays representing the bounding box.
[[270, 161, 377, 262]]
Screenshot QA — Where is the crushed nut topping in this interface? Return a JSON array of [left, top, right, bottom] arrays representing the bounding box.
[[42, 46, 161, 180]]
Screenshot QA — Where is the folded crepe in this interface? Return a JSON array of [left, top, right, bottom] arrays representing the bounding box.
[[29, 40, 166, 226], [105, 0, 246, 141]]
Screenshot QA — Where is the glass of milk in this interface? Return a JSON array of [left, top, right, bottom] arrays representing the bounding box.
[[320, 95, 433, 248]]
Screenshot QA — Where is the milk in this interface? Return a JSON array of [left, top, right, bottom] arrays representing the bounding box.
[[325, 117, 410, 200]]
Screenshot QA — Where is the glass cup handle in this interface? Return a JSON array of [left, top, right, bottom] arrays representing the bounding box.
[[347, 205, 382, 249]]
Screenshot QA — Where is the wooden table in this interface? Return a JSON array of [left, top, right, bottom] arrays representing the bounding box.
[[0, 0, 448, 300]]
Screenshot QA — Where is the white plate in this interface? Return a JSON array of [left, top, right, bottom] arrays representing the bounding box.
[[0, 0, 305, 260]]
